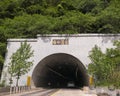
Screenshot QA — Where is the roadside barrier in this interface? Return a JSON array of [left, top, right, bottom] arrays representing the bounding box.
[[10, 86, 31, 94]]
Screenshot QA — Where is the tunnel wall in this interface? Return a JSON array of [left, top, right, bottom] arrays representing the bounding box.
[[1, 34, 120, 86]]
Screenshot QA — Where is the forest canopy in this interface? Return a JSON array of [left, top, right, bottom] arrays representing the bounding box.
[[0, 0, 120, 78]]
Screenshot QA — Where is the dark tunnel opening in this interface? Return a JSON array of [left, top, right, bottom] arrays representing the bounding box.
[[32, 53, 89, 88]]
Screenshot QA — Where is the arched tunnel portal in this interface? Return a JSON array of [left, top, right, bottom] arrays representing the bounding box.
[[32, 53, 89, 88]]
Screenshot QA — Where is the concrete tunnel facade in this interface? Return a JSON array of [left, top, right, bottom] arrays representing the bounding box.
[[1, 34, 120, 87]]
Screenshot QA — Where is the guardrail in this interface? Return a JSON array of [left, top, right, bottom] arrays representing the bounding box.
[[10, 86, 31, 94]]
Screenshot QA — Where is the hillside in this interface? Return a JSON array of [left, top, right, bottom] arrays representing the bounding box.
[[0, 0, 120, 78]]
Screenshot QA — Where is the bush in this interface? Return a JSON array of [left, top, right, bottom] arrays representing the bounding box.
[[0, 80, 5, 87]]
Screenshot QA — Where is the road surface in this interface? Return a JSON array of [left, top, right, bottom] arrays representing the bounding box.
[[3, 88, 58, 96], [3, 87, 119, 96], [51, 89, 97, 96]]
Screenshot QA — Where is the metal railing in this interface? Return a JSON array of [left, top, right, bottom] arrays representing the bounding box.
[[10, 86, 31, 94]]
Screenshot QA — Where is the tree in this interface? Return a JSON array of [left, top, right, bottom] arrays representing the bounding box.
[[0, 43, 6, 79], [0, 0, 120, 79], [88, 45, 107, 82], [88, 41, 120, 87], [8, 41, 34, 86], [0, 55, 4, 78], [108, 41, 120, 87]]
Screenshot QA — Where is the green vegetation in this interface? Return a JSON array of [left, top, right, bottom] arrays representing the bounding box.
[[8, 42, 34, 86], [0, 0, 120, 81], [88, 40, 120, 88]]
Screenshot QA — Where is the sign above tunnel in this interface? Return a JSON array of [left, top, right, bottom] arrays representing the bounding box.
[[52, 39, 69, 45]]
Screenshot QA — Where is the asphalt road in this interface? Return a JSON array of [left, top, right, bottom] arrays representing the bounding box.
[[51, 89, 97, 96], [3, 88, 58, 96], [2, 87, 120, 96]]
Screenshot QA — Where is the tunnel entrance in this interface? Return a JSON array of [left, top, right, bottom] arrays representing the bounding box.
[[32, 53, 89, 88]]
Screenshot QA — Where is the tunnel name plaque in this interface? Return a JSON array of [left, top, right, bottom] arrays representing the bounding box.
[[52, 39, 69, 45]]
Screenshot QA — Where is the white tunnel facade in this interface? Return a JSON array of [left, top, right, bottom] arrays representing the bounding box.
[[1, 34, 120, 87]]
